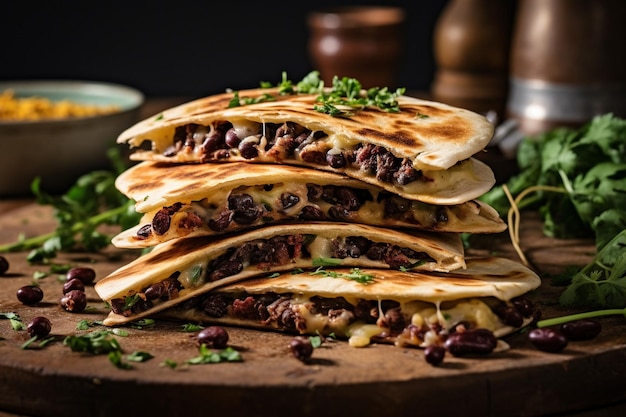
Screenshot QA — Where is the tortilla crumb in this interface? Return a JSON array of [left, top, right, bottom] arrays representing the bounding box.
[[0, 89, 120, 121]]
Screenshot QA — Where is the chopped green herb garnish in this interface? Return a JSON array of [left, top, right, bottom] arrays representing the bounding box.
[[181, 323, 204, 332], [310, 267, 375, 284], [312, 257, 342, 267], [63, 330, 121, 355], [126, 351, 154, 363], [112, 328, 129, 337], [0, 312, 24, 330], [129, 318, 155, 329], [160, 359, 179, 369], [123, 294, 142, 311], [0, 147, 140, 260], [309, 335, 323, 348], [186, 345, 242, 364], [230, 71, 405, 117], [22, 335, 55, 350]]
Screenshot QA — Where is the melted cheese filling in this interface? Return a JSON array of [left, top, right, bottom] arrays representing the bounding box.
[[285, 294, 510, 348], [135, 181, 495, 246], [142, 120, 462, 190]]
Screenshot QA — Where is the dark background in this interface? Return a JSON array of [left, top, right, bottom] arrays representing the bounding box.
[[1, 0, 448, 98]]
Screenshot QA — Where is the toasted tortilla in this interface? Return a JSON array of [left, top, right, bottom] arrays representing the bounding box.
[[116, 87, 495, 201], [112, 161, 505, 249], [96, 222, 465, 326], [159, 257, 541, 348]]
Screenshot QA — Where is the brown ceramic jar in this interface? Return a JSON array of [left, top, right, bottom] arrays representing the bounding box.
[[307, 6, 406, 89]]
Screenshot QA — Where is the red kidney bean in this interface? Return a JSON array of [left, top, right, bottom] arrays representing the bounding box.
[[444, 328, 497, 356], [27, 316, 52, 338], [289, 336, 313, 362], [424, 345, 446, 365], [60, 290, 87, 312], [0, 256, 9, 275], [493, 302, 524, 327], [512, 296, 535, 317], [528, 328, 568, 353], [66, 267, 96, 285], [17, 285, 44, 305], [63, 278, 85, 294], [197, 326, 229, 349], [560, 319, 602, 341]]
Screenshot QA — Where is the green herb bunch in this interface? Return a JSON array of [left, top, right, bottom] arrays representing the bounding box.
[[481, 113, 626, 308], [0, 147, 141, 262], [482, 113, 626, 250]]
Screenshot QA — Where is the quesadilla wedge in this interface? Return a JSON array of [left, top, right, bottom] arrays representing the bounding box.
[[116, 82, 495, 202], [112, 161, 506, 249], [96, 222, 465, 326], [159, 257, 541, 349]]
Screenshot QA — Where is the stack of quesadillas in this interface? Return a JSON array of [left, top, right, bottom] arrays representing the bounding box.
[[94, 74, 540, 350]]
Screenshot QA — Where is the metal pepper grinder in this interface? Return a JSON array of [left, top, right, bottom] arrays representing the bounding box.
[[507, 0, 626, 135]]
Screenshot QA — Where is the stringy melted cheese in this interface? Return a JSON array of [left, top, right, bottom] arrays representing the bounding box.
[[288, 294, 509, 348]]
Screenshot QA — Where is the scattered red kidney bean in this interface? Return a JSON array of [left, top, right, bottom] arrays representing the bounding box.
[[62, 278, 85, 294], [17, 285, 44, 305], [528, 327, 568, 353], [424, 345, 446, 365], [560, 319, 602, 341], [27, 316, 52, 338], [0, 256, 9, 275], [60, 289, 87, 312], [289, 336, 313, 362], [66, 267, 96, 285], [197, 326, 229, 348], [444, 328, 497, 356]]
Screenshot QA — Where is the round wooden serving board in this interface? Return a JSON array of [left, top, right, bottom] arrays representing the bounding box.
[[1, 202, 625, 417]]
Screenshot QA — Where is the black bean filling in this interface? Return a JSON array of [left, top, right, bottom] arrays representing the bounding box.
[[171, 293, 537, 348], [162, 121, 423, 186], [136, 184, 448, 240], [109, 234, 435, 317]]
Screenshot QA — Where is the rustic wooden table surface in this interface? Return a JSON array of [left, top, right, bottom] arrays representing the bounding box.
[[1, 99, 625, 417]]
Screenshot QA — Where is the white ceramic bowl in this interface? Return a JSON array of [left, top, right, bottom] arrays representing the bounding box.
[[0, 80, 144, 196]]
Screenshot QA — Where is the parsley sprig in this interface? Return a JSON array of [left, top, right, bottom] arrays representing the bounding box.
[[481, 114, 626, 310], [0, 147, 141, 261], [310, 266, 375, 284], [229, 70, 405, 117]]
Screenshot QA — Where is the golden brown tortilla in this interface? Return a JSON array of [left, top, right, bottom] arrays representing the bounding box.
[[112, 161, 506, 249], [116, 87, 495, 200], [159, 257, 541, 347], [95, 222, 466, 326]]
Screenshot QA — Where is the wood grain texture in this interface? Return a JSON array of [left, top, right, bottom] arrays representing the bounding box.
[[0, 202, 625, 417]]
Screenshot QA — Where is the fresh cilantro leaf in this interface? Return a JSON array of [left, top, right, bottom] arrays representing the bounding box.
[[126, 351, 154, 363], [160, 359, 178, 369], [108, 350, 133, 369], [310, 267, 375, 284], [63, 330, 121, 355], [129, 318, 156, 329], [480, 114, 626, 311], [1, 312, 24, 330], [309, 335, 323, 348], [186, 345, 242, 365], [181, 323, 204, 332]]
